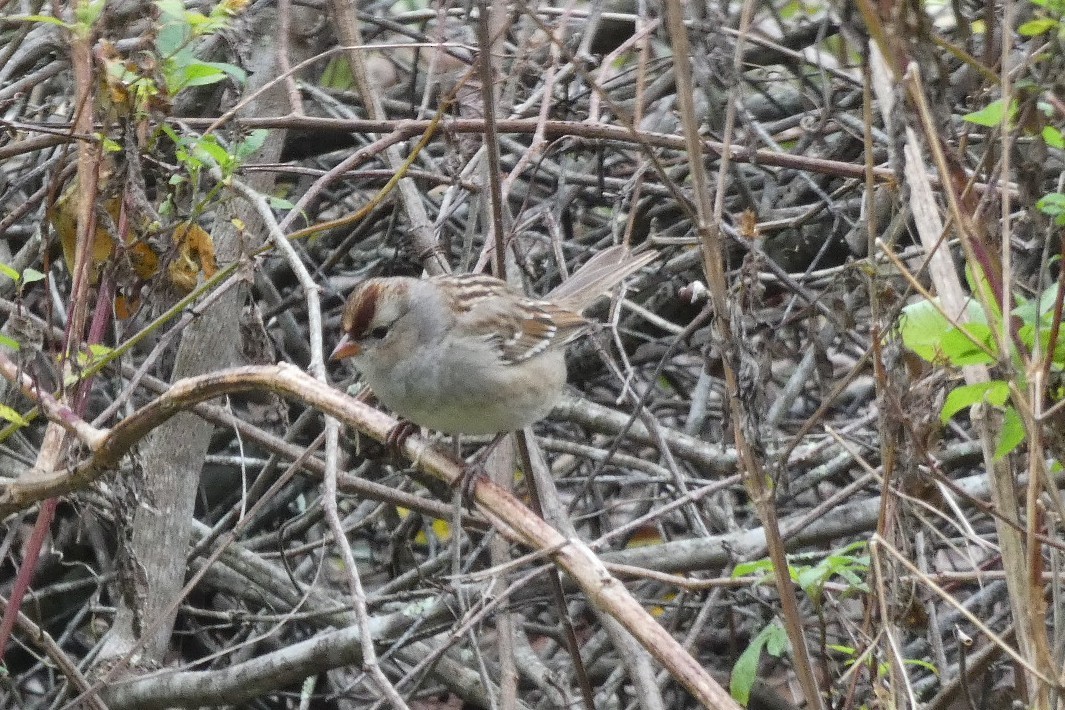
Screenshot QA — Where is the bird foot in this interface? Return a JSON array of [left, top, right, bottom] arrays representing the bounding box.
[[453, 434, 506, 503], [385, 419, 419, 453]]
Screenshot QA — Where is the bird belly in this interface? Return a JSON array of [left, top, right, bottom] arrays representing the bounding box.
[[364, 347, 566, 435]]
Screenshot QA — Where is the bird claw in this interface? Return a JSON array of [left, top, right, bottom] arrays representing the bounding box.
[[457, 458, 489, 504], [385, 419, 418, 452], [453, 434, 504, 504]]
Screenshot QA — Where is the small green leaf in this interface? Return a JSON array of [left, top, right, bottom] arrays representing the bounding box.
[[179, 63, 228, 88], [1043, 126, 1065, 149], [0, 403, 29, 427], [764, 623, 788, 656], [75, 0, 107, 26], [1017, 323, 1059, 357], [204, 61, 246, 84], [99, 135, 123, 153], [21, 268, 46, 284], [235, 129, 269, 161], [994, 406, 1026, 459], [732, 559, 775, 578], [267, 195, 295, 210], [963, 99, 1015, 127], [941, 380, 1009, 423], [88, 343, 115, 361], [1037, 193, 1065, 226], [0, 334, 21, 351], [192, 136, 231, 167], [181, 9, 213, 32], [1019, 17, 1057, 35], [899, 300, 991, 364], [729, 620, 789, 705], [320, 56, 356, 90], [904, 658, 939, 674], [796, 566, 818, 594], [0, 263, 20, 282], [1013, 284, 1059, 325], [899, 300, 953, 362], [731, 625, 770, 705]]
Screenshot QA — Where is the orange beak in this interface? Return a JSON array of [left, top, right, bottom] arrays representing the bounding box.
[[330, 335, 362, 361]]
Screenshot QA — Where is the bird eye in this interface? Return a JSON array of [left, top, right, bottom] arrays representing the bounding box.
[[369, 326, 389, 340]]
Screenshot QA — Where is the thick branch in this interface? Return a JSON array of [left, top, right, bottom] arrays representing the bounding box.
[[0, 362, 736, 707]]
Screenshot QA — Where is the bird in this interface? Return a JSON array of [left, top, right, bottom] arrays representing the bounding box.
[[330, 245, 657, 437]]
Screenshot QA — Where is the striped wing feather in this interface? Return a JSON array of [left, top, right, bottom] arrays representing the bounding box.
[[435, 274, 588, 364]]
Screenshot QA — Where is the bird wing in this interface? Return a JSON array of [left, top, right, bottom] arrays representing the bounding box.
[[436, 273, 588, 364]]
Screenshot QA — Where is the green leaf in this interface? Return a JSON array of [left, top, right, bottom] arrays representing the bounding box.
[[74, 0, 106, 26], [1019, 17, 1057, 35], [1012, 284, 1059, 325], [941, 380, 1009, 423], [88, 343, 115, 361], [181, 9, 213, 33], [0, 263, 20, 282], [157, 20, 191, 58], [72, 344, 115, 369], [191, 136, 232, 168], [732, 559, 775, 578], [835, 566, 869, 591], [904, 658, 939, 674], [963, 99, 1015, 127], [994, 406, 1026, 459], [178, 63, 228, 88], [203, 61, 246, 84], [730, 624, 770, 705], [159, 123, 182, 145], [899, 300, 953, 362], [1017, 323, 1065, 361], [796, 565, 820, 596], [764, 623, 788, 656], [0, 403, 29, 427], [320, 56, 356, 90], [937, 323, 996, 365], [235, 129, 269, 161], [1043, 126, 1065, 149], [729, 619, 790, 704], [267, 195, 295, 211], [1037, 193, 1065, 226], [899, 300, 991, 364], [99, 135, 123, 153], [0, 334, 21, 351], [21, 268, 46, 284]]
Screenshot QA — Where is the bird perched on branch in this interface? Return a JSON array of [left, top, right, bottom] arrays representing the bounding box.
[[331, 245, 657, 437]]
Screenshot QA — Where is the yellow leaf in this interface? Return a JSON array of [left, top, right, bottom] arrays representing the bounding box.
[[167, 222, 216, 293]]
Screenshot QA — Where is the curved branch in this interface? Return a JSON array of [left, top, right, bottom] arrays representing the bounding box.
[[0, 362, 737, 707]]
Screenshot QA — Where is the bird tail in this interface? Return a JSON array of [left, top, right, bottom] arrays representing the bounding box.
[[547, 245, 658, 312]]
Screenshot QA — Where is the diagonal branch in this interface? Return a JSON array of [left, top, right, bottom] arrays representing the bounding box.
[[0, 360, 738, 708]]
